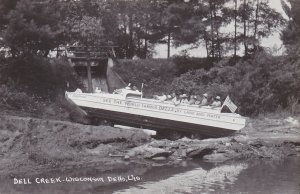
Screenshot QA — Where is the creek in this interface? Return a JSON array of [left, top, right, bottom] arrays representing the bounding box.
[[1, 157, 300, 194]]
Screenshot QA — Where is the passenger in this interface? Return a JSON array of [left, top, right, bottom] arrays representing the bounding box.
[[189, 95, 197, 105], [132, 86, 139, 92], [125, 83, 132, 90], [154, 93, 167, 102], [166, 94, 173, 101], [194, 95, 201, 105], [172, 93, 181, 106], [181, 94, 189, 104], [75, 88, 83, 93], [166, 92, 175, 101], [210, 96, 222, 108], [95, 87, 102, 93], [199, 93, 208, 106]]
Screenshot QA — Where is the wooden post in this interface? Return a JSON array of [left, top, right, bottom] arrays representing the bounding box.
[[86, 47, 93, 93]]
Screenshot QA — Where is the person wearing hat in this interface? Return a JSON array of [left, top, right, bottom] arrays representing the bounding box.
[[125, 83, 132, 90], [189, 95, 197, 105], [132, 86, 139, 92], [211, 96, 222, 108], [166, 94, 173, 101], [154, 93, 167, 102], [199, 93, 208, 106], [181, 94, 189, 104], [172, 93, 181, 106]]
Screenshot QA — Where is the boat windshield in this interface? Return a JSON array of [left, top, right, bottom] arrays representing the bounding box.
[[113, 88, 142, 98]]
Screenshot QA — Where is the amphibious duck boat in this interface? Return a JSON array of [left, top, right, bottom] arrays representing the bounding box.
[[65, 88, 246, 138]]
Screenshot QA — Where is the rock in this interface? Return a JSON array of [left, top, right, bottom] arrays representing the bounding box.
[[179, 149, 187, 158], [124, 155, 130, 160], [151, 156, 167, 161], [203, 153, 229, 163], [128, 145, 173, 159], [187, 147, 215, 158], [145, 150, 173, 159], [149, 140, 169, 148]]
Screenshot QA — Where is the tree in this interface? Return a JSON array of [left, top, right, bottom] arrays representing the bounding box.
[[281, 0, 300, 54], [2, 0, 65, 57], [168, 0, 231, 59], [236, 0, 285, 56]]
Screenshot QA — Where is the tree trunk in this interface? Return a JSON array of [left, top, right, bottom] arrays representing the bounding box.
[[167, 32, 171, 58], [253, 0, 260, 51], [204, 31, 210, 58], [209, 1, 215, 58], [144, 38, 148, 59], [128, 13, 134, 59], [243, 0, 248, 56], [234, 0, 237, 57], [213, 9, 221, 58], [43, 50, 50, 58], [137, 36, 141, 57], [86, 47, 93, 93], [56, 46, 60, 58]]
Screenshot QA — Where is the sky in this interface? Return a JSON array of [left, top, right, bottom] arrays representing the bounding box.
[[153, 0, 287, 58]]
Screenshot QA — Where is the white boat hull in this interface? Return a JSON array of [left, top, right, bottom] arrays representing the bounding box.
[[65, 92, 246, 138]]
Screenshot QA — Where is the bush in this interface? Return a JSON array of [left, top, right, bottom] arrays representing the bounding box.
[[169, 52, 300, 116], [0, 83, 41, 112], [172, 56, 215, 75], [0, 56, 83, 120], [113, 59, 178, 97], [1, 56, 82, 101]]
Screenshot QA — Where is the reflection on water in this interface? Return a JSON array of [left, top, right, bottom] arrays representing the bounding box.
[[1, 157, 300, 194], [115, 164, 248, 194]]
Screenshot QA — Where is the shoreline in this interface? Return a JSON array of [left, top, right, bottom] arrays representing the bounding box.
[[0, 114, 299, 177]]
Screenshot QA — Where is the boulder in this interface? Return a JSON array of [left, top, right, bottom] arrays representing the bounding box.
[[187, 147, 215, 158]]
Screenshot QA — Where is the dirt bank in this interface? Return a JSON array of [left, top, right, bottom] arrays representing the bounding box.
[[0, 114, 151, 177], [0, 114, 299, 177]]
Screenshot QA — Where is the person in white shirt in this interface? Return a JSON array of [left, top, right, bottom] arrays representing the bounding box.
[[199, 93, 208, 106], [210, 96, 222, 108]]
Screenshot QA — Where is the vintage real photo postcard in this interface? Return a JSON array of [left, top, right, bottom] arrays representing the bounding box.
[[0, 0, 299, 193]]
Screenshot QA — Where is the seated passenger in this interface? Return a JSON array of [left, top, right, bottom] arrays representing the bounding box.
[[166, 94, 173, 101], [172, 94, 181, 106], [154, 93, 167, 102], [194, 95, 201, 105], [132, 86, 139, 92], [189, 95, 197, 105], [125, 83, 132, 90], [210, 96, 222, 108], [95, 87, 102, 93], [181, 94, 189, 104], [75, 88, 83, 93], [199, 93, 208, 106]]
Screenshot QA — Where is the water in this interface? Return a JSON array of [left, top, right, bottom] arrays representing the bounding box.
[[1, 157, 300, 194]]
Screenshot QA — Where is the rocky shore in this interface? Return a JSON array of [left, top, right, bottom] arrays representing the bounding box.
[[0, 114, 299, 177]]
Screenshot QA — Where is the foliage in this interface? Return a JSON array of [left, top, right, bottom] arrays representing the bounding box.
[[1, 0, 65, 57], [70, 16, 104, 46], [168, 52, 299, 116], [172, 56, 215, 75], [113, 58, 178, 97], [281, 0, 300, 55], [0, 56, 82, 101], [0, 0, 286, 59], [0, 83, 40, 112], [164, 0, 285, 58]]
